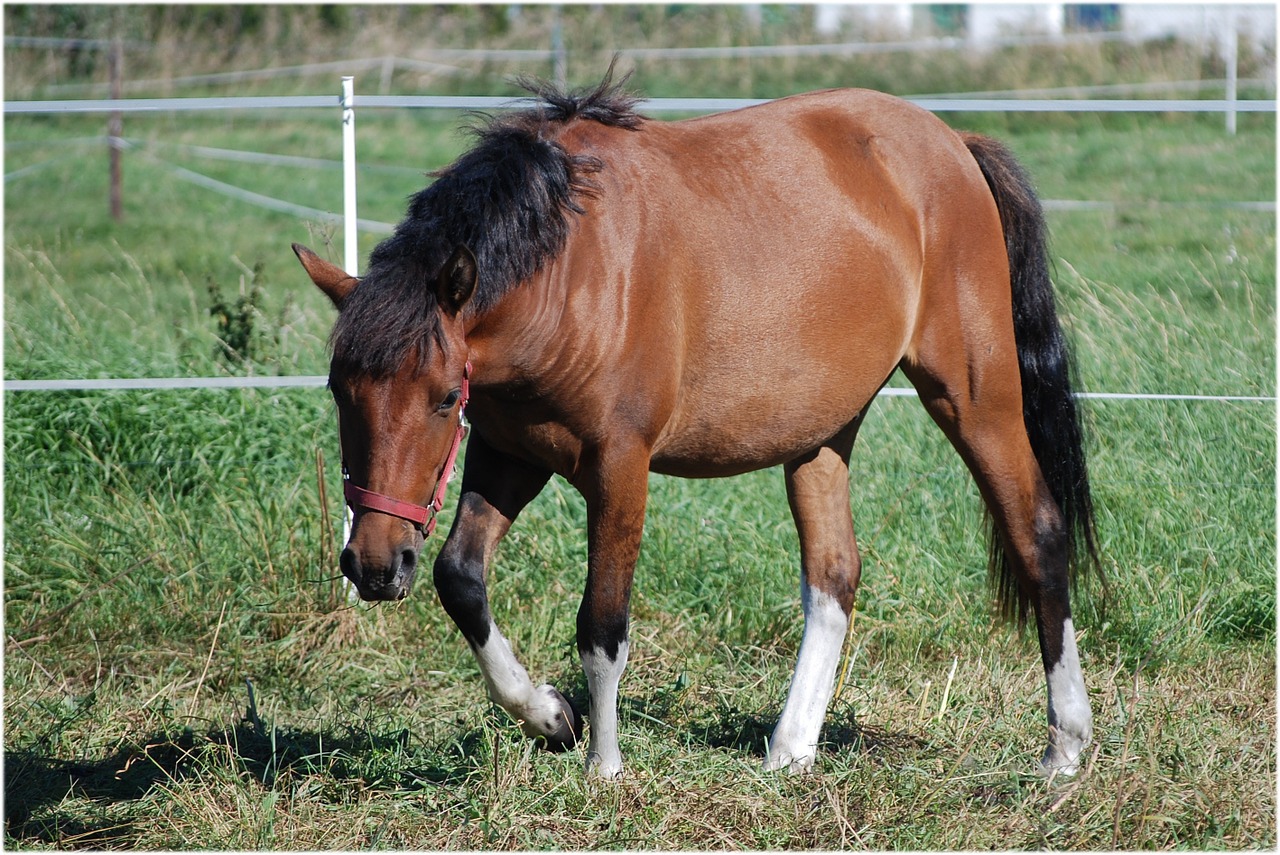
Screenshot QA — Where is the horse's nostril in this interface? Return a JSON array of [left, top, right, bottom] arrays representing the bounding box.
[[385, 546, 418, 598], [340, 547, 361, 583]]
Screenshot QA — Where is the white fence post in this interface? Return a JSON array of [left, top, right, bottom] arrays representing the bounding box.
[[340, 75, 358, 572], [341, 76, 359, 276], [1224, 13, 1239, 135]]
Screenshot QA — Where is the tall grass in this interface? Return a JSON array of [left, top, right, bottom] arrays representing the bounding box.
[[4, 32, 1275, 850]]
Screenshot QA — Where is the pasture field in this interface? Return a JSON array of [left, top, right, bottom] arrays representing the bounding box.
[[4, 95, 1275, 849]]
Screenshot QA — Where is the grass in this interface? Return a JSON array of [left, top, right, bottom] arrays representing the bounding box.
[[4, 39, 1276, 851]]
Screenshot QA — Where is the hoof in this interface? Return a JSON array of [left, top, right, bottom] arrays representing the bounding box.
[[586, 752, 624, 780], [535, 686, 583, 753], [1038, 747, 1082, 778], [1038, 725, 1089, 778], [762, 749, 816, 774]]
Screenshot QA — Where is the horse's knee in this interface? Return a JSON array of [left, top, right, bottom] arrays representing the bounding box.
[[432, 552, 491, 645]]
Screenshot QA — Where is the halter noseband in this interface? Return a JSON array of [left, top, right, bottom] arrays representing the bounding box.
[[342, 361, 471, 538]]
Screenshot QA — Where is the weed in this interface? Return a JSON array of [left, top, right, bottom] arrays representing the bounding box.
[[206, 261, 270, 366]]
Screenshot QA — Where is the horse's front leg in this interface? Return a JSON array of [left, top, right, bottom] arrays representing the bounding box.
[[574, 441, 651, 779], [432, 433, 581, 750]]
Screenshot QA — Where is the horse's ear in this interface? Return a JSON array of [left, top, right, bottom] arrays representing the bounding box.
[[438, 245, 477, 316], [292, 243, 358, 307]]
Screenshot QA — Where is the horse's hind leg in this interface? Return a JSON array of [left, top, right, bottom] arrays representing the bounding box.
[[766, 420, 862, 773], [901, 349, 1092, 775], [432, 433, 582, 750]]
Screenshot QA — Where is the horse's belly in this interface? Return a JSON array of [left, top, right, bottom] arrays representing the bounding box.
[[648, 360, 893, 477], [650, 430, 828, 478], [647, 260, 913, 477]]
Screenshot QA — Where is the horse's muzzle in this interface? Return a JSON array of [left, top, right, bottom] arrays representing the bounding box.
[[339, 544, 419, 601]]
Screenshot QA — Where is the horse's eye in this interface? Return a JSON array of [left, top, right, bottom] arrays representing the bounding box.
[[437, 389, 462, 412]]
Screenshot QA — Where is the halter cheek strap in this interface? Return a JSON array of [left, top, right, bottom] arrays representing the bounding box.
[[342, 361, 471, 538]]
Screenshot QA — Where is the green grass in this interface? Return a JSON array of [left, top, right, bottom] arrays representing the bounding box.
[[5, 68, 1275, 850]]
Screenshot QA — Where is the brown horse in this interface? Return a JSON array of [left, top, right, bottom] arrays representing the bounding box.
[[293, 72, 1098, 779]]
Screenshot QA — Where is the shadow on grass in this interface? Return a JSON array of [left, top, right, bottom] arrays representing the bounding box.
[[621, 692, 929, 765], [4, 715, 488, 849]]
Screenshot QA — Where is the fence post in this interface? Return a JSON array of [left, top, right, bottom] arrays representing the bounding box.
[[551, 5, 567, 89], [380, 55, 394, 95], [340, 75, 358, 567], [341, 75, 359, 276], [1223, 12, 1238, 135], [108, 37, 124, 222]]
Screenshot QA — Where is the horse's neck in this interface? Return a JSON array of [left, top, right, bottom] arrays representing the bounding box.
[[464, 267, 571, 389]]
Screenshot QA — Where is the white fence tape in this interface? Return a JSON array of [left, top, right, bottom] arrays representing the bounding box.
[[148, 140, 421, 175], [874, 388, 1274, 403], [4, 376, 1271, 402], [6, 95, 1276, 115], [6, 96, 338, 114], [138, 151, 395, 233], [5, 376, 330, 391], [917, 78, 1274, 100], [5, 136, 421, 175], [44, 57, 465, 96], [1040, 199, 1275, 212]]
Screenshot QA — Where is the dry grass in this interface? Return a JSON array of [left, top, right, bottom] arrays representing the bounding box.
[[7, 616, 1271, 849]]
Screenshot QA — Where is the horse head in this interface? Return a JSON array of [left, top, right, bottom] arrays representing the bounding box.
[[293, 242, 476, 601]]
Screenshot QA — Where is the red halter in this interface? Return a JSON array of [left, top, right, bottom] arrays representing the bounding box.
[[342, 361, 471, 538]]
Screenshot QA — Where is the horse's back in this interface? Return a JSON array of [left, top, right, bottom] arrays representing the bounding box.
[[660, 88, 987, 212]]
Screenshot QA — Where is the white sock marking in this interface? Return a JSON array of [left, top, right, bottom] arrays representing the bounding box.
[[582, 641, 629, 778], [472, 621, 566, 740], [1042, 617, 1093, 774], [766, 585, 849, 773]]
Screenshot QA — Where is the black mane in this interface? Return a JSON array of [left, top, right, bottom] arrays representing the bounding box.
[[330, 71, 644, 377]]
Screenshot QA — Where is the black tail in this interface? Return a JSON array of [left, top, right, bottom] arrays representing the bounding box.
[[962, 133, 1100, 623]]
